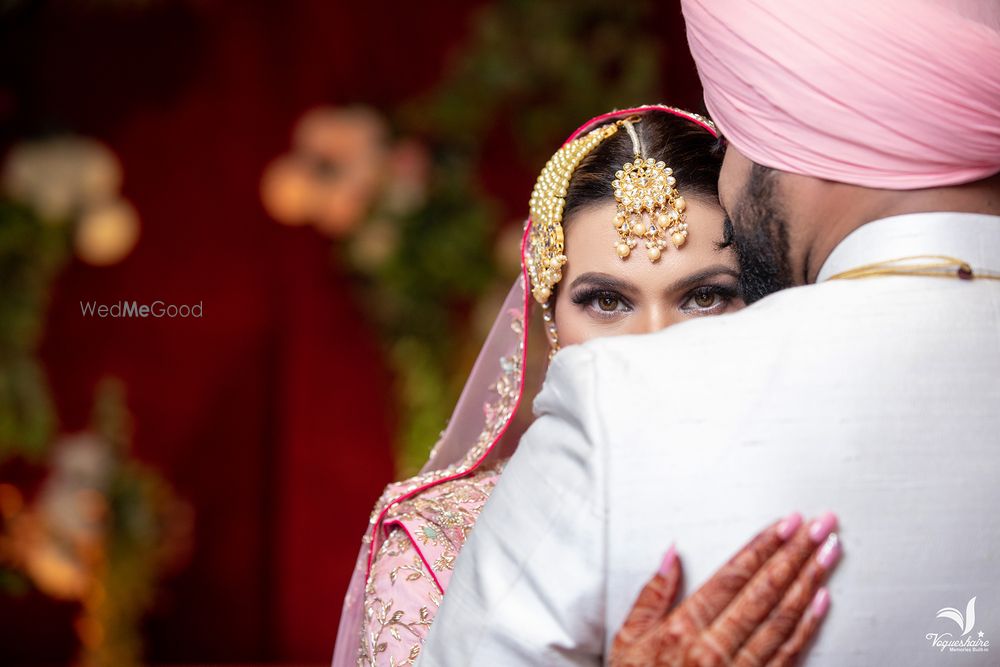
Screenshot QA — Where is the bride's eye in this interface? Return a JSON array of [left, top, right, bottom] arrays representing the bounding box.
[[694, 291, 718, 308], [680, 285, 737, 314], [571, 289, 632, 318], [596, 294, 622, 311]]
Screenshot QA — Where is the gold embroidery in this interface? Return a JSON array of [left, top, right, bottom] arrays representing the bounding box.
[[355, 286, 523, 666], [357, 464, 504, 666], [361, 305, 524, 549], [359, 532, 435, 666]]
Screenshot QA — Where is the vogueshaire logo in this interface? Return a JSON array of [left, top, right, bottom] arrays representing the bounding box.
[[926, 596, 990, 654], [79, 300, 203, 318]]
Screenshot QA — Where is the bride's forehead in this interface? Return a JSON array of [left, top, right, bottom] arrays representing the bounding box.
[[564, 199, 724, 250], [561, 200, 729, 280], [563, 201, 620, 242]]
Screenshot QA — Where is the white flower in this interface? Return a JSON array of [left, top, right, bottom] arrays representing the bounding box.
[[2, 137, 122, 222]]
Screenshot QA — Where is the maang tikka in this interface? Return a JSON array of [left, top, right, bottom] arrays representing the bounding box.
[[612, 119, 688, 262]]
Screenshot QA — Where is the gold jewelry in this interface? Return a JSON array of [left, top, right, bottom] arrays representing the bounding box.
[[526, 107, 708, 354], [527, 120, 623, 305], [827, 255, 1000, 282], [541, 301, 560, 358], [612, 119, 688, 262]]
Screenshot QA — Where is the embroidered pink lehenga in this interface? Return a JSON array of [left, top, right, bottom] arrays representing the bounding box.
[[332, 105, 718, 667], [334, 270, 529, 667]]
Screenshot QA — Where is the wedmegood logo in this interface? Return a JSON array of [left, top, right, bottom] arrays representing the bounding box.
[[925, 597, 991, 654], [79, 300, 203, 318]]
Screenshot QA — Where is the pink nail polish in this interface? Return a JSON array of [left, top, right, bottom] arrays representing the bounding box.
[[810, 587, 831, 618], [808, 511, 838, 543], [816, 533, 841, 569], [776, 512, 803, 540], [658, 544, 677, 576]]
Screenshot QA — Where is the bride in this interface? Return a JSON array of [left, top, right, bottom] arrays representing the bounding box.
[[335, 106, 837, 666]]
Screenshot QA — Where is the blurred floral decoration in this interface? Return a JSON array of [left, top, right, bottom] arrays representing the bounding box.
[[263, 0, 662, 474], [0, 380, 192, 667], [0, 137, 190, 666], [1, 136, 140, 457]]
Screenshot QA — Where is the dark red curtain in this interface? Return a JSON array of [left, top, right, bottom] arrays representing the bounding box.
[[0, 0, 700, 662], [1, 0, 486, 662]]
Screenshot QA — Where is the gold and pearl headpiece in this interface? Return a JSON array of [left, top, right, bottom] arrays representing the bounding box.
[[527, 114, 696, 309], [612, 119, 688, 262], [526, 120, 623, 305]]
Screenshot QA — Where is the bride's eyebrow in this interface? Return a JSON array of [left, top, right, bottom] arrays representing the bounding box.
[[667, 265, 739, 293], [568, 272, 639, 294]]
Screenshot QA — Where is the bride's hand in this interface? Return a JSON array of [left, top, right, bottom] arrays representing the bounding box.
[[610, 512, 841, 667]]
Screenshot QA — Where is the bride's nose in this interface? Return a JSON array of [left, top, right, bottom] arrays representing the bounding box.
[[637, 304, 676, 334]]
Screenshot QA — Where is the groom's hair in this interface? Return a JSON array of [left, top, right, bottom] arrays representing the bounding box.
[[563, 110, 724, 224]]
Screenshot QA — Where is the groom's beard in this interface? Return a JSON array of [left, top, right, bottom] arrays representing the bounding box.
[[727, 164, 795, 304]]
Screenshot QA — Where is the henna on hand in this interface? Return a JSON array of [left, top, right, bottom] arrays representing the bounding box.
[[610, 512, 841, 667]]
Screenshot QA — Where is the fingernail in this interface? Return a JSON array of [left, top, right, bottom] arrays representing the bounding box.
[[816, 533, 841, 569], [658, 544, 677, 575], [808, 511, 838, 543], [810, 587, 831, 618], [776, 512, 803, 540]]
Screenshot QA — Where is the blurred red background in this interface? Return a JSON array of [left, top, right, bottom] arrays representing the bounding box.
[[0, 0, 702, 663]]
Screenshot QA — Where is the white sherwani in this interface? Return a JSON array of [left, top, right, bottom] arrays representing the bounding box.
[[417, 212, 1000, 666]]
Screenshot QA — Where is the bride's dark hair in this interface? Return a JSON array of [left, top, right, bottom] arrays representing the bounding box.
[[563, 110, 724, 223]]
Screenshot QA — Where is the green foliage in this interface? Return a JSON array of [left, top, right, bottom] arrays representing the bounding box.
[[346, 0, 661, 475], [403, 0, 660, 161], [0, 200, 71, 457], [84, 379, 191, 667]]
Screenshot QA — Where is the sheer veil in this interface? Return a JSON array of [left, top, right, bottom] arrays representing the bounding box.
[[332, 105, 717, 666]]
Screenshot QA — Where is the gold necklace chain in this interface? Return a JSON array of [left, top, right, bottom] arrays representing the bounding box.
[[827, 255, 1000, 282]]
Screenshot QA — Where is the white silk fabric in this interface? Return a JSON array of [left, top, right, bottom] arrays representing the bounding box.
[[418, 212, 1000, 666]]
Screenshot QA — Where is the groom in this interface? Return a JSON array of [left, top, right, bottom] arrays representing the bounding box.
[[418, 1, 1000, 665]]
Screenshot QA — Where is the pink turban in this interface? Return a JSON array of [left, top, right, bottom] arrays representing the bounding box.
[[682, 0, 1000, 189]]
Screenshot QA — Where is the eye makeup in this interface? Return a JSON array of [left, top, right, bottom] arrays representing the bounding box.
[[679, 282, 740, 314], [570, 287, 634, 320], [567, 268, 742, 322]]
